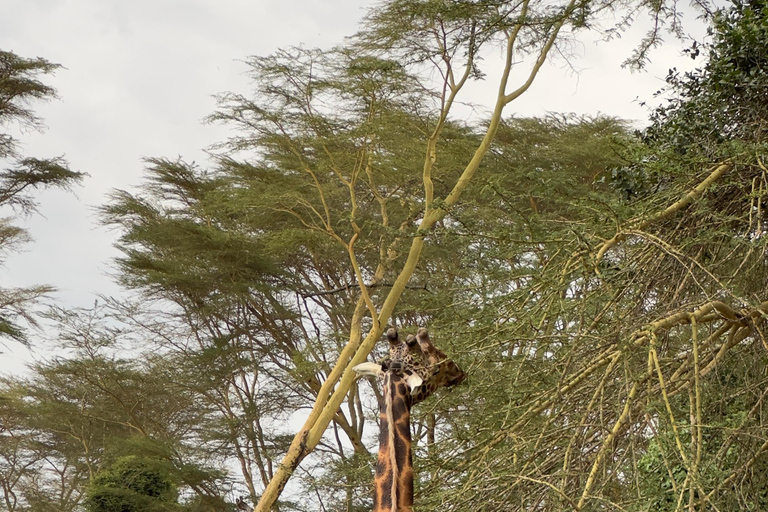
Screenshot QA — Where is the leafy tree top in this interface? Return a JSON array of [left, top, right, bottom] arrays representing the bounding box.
[[644, 0, 768, 158], [0, 50, 84, 345], [84, 455, 179, 512]]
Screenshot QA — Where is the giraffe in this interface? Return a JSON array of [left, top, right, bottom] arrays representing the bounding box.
[[353, 327, 465, 512]]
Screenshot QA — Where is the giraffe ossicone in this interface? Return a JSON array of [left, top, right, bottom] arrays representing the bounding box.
[[353, 327, 465, 512]]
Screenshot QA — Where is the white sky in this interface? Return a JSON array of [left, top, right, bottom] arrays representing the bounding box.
[[1, 0, 710, 364]]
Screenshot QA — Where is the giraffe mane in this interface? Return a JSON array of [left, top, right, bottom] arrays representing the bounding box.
[[386, 375, 398, 512]]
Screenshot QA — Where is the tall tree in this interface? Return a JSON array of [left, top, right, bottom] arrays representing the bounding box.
[[415, 2, 768, 511], [0, 50, 83, 344], [101, 51, 482, 508], [208, 1, 696, 508]]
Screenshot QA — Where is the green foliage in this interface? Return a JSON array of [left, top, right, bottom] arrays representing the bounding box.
[[0, 303, 232, 512], [0, 156, 82, 212], [416, 3, 768, 511], [0, 51, 61, 158], [644, 0, 768, 158], [0, 51, 82, 212], [0, 50, 84, 345], [84, 456, 179, 512], [102, 158, 280, 303]]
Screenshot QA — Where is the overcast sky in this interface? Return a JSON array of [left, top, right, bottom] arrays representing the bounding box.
[[1, 0, 710, 365]]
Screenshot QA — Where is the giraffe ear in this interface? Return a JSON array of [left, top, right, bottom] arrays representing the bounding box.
[[405, 373, 423, 393], [352, 362, 383, 378]]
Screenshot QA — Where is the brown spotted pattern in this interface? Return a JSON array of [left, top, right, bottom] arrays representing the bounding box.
[[372, 327, 465, 512]]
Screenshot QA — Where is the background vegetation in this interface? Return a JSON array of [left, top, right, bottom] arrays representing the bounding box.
[[3, 0, 768, 511]]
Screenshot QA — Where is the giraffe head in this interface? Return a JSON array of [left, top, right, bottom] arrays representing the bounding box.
[[353, 326, 465, 403]]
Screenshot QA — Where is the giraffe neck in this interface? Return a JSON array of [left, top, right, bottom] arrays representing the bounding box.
[[374, 373, 414, 512]]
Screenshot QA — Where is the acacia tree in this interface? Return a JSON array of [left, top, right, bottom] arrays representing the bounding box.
[[0, 49, 83, 511], [232, 1, 695, 508], [2, 112, 633, 511], [0, 50, 82, 344], [405, 2, 768, 511], [102, 49, 484, 508]]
